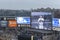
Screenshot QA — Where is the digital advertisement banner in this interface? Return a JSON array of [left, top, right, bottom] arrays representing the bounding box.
[[0, 21, 7, 27], [8, 20, 17, 28], [52, 18, 60, 27], [16, 17, 30, 24]]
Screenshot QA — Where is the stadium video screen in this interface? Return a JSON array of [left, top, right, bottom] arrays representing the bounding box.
[[16, 17, 30, 24], [31, 12, 52, 30], [52, 18, 60, 27]]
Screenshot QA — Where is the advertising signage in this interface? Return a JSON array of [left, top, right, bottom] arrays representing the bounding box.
[[52, 18, 60, 27], [8, 20, 17, 28], [0, 21, 7, 27], [16, 17, 30, 24]]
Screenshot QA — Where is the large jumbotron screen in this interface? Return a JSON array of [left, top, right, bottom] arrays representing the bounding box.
[[31, 12, 52, 30]]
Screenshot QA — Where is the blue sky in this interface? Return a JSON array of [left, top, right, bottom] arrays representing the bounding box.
[[0, 0, 60, 10]]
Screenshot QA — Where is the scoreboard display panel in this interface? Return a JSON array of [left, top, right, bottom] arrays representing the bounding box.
[[31, 12, 52, 30]]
